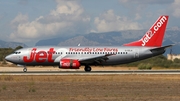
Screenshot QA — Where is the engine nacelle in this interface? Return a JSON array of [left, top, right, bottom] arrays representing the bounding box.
[[59, 59, 81, 69]]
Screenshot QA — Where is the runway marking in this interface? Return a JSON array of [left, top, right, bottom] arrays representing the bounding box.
[[1, 70, 180, 75]]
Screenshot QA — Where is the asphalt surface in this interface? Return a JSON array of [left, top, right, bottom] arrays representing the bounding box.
[[1, 70, 180, 75]]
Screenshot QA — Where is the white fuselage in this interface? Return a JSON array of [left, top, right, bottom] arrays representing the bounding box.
[[5, 46, 164, 66]]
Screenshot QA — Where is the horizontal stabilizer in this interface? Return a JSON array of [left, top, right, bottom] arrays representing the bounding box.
[[150, 44, 174, 52]]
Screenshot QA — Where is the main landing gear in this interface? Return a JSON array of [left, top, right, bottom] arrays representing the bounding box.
[[84, 65, 91, 72]]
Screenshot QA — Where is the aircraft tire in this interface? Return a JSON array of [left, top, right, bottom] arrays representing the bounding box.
[[23, 68, 27, 72], [84, 66, 91, 72]]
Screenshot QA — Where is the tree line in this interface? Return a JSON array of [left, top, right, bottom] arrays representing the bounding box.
[[0, 46, 23, 61], [121, 55, 180, 69]]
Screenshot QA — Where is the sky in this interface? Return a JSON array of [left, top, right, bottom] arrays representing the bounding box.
[[0, 0, 180, 46]]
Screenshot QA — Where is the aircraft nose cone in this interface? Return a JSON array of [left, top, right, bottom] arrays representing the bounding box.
[[5, 54, 18, 64], [5, 55, 12, 62]]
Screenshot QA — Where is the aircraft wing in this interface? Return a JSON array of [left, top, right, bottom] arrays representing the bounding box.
[[78, 54, 114, 65]]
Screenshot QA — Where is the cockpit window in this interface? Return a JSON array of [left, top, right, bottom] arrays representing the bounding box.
[[14, 52, 21, 54]]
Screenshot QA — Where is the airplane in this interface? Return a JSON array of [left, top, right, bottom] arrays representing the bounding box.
[[5, 15, 172, 72]]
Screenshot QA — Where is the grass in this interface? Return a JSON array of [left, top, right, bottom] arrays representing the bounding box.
[[2, 85, 6, 90], [0, 75, 180, 101]]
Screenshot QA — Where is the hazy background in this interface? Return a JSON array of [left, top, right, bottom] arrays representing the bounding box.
[[0, 0, 180, 46]]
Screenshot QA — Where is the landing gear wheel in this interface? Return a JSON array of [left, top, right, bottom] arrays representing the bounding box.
[[23, 68, 27, 72], [84, 66, 91, 72]]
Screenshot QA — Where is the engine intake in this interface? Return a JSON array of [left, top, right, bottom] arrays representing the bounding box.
[[59, 59, 80, 69]]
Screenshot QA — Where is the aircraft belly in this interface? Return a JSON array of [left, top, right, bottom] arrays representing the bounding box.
[[103, 54, 134, 65]]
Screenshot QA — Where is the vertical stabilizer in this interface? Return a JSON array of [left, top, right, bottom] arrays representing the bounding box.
[[123, 15, 169, 47]]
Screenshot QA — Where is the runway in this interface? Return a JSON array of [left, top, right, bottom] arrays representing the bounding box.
[[1, 70, 180, 75]]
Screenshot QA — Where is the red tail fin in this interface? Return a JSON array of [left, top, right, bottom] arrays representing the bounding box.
[[123, 15, 169, 47]]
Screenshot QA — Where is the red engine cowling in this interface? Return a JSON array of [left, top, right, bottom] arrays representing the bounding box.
[[59, 59, 81, 69]]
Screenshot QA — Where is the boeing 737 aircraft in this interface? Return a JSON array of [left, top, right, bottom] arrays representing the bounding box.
[[5, 15, 172, 72]]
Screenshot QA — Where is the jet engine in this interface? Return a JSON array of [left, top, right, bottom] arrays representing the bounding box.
[[59, 59, 81, 69]]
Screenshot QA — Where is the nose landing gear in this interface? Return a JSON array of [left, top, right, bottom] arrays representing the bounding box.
[[17, 64, 27, 72], [23, 67, 27, 72]]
